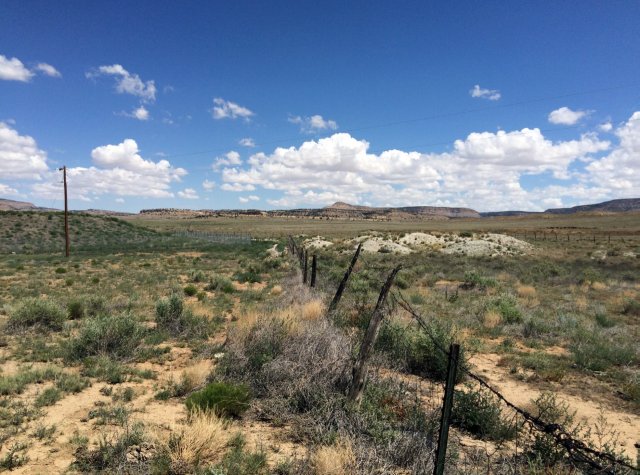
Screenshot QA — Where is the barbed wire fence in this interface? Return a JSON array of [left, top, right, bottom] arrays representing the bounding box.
[[286, 234, 639, 474]]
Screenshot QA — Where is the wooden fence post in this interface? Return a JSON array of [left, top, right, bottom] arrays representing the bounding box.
[[348, 266, 401, 405], [303, 250, 308, 284], [433, 343, 461, 475], [310, 254, 317, 288], [328, 243, 363, 314]]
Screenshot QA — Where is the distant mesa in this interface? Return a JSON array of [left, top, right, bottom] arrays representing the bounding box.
[[544, 198, 640, 214], [0, 198, 57, 212], [3, 197, 640, 219]]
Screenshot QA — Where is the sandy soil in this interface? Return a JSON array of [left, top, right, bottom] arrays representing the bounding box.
[[471, 353, 640, 459]]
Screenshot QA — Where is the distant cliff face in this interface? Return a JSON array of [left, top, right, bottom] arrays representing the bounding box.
[[545, 198, 640, 214]]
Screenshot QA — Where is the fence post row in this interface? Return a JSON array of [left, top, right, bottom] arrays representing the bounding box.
[[348, 265, 402, 405], [433, 343, 461, 475]]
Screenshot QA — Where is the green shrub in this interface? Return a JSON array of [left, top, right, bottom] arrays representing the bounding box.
[[66, 314, 144, 361], [35, 387, 63, 407], [86, 296, 107, 317], [55, 373, 91, 393], [156, 294, 211, 339], [67, 299, 85, 320], [234, 270, 262, 284], [8, 298, 66, 331], [622, 298, 640, 316], [184, 284, 198, 296], [463, 270, 497, 289], [205, 274, 235, 293], [376, 321, 467, 382], [594, 312, 616, 328], [490, 295, 522, 324], [55, 267, 67, 274], [185, 382, 251, 418], [213, 433, 268, 475], [570, 328, 637, 371], [189, 269, 207, 283], [452, 387, 516, 441]]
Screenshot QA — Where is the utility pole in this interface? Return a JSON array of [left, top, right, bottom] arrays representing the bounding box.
[[59, 166, 70, 257]]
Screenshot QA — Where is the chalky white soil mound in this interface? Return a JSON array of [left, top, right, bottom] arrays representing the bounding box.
[[399, 232, 445, 247], [303, 236, 334, 249], [351, 232, 532, 257], [440, 233, 532, 257], [353, 235, 413, 254]]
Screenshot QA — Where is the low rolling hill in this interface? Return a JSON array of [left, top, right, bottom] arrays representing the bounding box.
[[0, 211, 160, 254]]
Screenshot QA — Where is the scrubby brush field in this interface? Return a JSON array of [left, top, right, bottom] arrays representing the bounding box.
[[0, 211, 638, 474]]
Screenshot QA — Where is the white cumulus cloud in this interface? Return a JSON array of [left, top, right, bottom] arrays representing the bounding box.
[[211, 98, 254, 120], [239, 195, 260, 203], [0, 122, 49, 180], [289, 114, 338, 133], [470, 84, 501, 101], [35, 63, 61, 78], [0, 55, 61, 81], [586, 112, 640, 193], [87, 64, 156, 102], [131, 106, 149, 121], [0, 183, 20, 196], [212, 151, 242, 169], [0, 55, 34, 81], [221, 125, 611, 211], [548, 107, 590, 125], [32, 139, 186, 200], [221, 182, 255, 192], [178, 188, 199, 199], [239, 137, 256, 147], [202, 179, 216, 191]]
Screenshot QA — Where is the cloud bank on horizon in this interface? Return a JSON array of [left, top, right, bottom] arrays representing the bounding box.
[[1, 109, 638, 211]]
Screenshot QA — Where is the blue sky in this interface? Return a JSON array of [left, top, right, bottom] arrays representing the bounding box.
[[1, 1, 639, 212]]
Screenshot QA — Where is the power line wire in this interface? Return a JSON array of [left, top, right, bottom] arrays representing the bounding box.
[[164, 82, 639, 162]]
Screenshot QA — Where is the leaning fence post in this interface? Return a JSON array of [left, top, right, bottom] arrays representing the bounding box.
[[434, 343, 461, 475], [348, 265, 401, 405], [328, 243, 363, 315], [310, 254, 317, 288]]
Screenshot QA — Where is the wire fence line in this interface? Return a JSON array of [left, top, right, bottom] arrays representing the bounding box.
[[287, 234, 638, 474], [172, 230, 252, 244]]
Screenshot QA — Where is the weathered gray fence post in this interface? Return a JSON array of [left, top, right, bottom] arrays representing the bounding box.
[[348, 265, 401, 405], [328, 243, 363, 315], [434, 343, 461, 475]]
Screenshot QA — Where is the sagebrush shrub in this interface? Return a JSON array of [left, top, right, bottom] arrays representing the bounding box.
[[8, 298, 66, 331], [183, 284, 198, 297], [155, 294, 210, 339], [66, 313, 144, 361], [67, 299, 85, 319], [185, 382, 252, 418], [376, 320, 467, 382], [452, 387, 517, 441]]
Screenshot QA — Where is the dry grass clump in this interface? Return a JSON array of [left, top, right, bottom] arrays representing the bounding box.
[[590, 281, 608, 291], [270, 285, 283, 295], [156, 409, 230, 472], [312, 439, 355, 475], [301, 300, 324, 321], [179, 360, 211, 392], [573, 295, 588, 312], [516, 285, 537, 299], [482, 309, 502, 329]]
